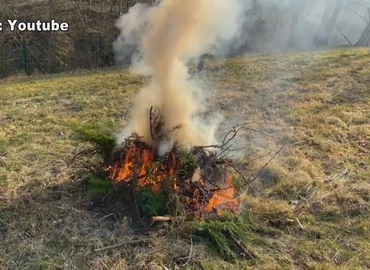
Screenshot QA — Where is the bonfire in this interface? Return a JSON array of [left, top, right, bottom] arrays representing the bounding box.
[[106, 106, 246, 218]]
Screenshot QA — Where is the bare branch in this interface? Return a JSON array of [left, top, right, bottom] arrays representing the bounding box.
[[197, 122, 252, 150], [150, 105, 182, 142], [181, 235, 193, 266], [344, 6, 368, 22], [230, 235, 256, 260], [222, 123, 247, 149], [248, 144, 285, 185], [150, 106, 164, 141], [336, 26, 353, 45], [228, 163, 255, 196], [241, 127, 278, 139], [245, 151, 272, 165]]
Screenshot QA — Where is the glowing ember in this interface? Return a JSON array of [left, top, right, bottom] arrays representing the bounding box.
[[107, 139, 243, 217]]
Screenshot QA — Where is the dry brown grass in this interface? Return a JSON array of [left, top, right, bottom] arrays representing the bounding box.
[[1, 48, 370, 269]]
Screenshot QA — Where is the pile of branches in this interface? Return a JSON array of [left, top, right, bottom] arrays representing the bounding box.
[[107, 106, 284, 219], [89, 105, 286, 262]]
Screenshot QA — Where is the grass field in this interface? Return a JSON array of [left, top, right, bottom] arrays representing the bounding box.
[[1, 48, 370, 269]]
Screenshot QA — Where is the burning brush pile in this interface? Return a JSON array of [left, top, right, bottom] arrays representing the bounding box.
[[108, 0, 253, 219], [106, 106, 246, 218]]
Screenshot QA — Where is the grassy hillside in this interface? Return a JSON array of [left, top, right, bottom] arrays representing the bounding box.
[[1, 48, 370, 269]]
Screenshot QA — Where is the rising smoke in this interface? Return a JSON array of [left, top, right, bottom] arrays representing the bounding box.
[[114, 0, 246, 152]]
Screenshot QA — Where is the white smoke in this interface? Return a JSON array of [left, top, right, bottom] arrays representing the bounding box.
[[113, 3, 151, 67], [114, 0, 246, 151]]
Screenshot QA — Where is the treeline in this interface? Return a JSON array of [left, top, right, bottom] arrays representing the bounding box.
[[0, 0, 152, 78], [228, 0, 370, 55], [0, 0, 369, 78]]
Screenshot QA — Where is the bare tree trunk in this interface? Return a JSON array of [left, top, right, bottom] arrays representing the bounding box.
[[47, 0, 54, 73], [279, 20, 283, 49], [288, 1, 303, 48], [356, 8, 370, 46], [313, 0, 345, 46], [324, 0, 345, 41], [313, 0, 332, 45], [126, 0, 131, 13]]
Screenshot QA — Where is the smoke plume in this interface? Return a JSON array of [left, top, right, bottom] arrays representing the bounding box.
[[114, 0, 245, 151]]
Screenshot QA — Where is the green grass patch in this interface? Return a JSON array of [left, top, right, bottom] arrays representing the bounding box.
[[85, 176, 114, 198], [70, 121, 117, 159], [190, 212, 255, 261]]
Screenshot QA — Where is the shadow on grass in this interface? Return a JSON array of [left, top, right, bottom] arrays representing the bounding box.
[[0, 149, 195, 269], [0, 122, 167, 269]]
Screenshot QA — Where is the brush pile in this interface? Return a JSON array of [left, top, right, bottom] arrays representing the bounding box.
[[106, 107, 246, 218]]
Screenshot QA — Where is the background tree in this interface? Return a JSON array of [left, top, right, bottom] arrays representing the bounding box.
[[313, 0, 346, 45]]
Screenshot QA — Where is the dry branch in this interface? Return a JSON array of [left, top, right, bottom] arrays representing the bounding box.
[[149, 105, 182, 142], [181, 235, 193, 266], [152, 216, 173, 222], [295, 217, 304, 230], [198, 123, 251, 150], [150, 106, 164, 141], [198, 122, 275, 153], [191, 123, 284, 197], [228, 163, 255, 196], [241, 127, 278, 139], [230, 235, 255, 260], [70, 147, 98, 165], [247, 144, 285, 185]]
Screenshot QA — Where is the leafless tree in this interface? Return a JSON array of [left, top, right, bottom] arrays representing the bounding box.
[[313, 0, 345, 46]]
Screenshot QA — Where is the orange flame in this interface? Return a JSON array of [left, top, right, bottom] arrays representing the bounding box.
[[107, 142, 242, 216], [204, 174, 241, 216]]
